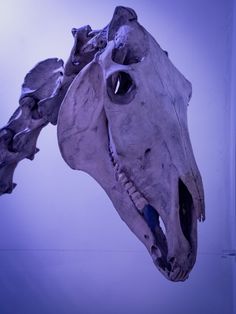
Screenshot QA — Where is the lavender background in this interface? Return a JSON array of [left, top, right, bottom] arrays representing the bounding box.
[[0, 0, 235, 313]]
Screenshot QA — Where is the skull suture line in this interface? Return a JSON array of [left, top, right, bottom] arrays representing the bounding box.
[[0, 7, 205, 282]]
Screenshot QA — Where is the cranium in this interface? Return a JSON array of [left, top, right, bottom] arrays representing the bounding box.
[[0, 6, 204, 282], [57, 6, 205, 281]]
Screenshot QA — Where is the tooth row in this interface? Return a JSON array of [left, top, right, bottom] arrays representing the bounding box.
[[114, 166, 148, 213], [109, 145, 148, 212]]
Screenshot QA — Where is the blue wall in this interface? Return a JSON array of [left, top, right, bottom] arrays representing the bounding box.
[[0, 1, 235, 313]]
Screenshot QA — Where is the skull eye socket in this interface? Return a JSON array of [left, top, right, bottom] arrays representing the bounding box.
[[113, 72, 132, 95], [107, 71, 136, 104]]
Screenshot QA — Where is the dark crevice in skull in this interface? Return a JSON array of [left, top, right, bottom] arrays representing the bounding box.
[[143, 204, 170, 272], [31, 102, 43, 120], [114, 72, 133, 95], [109, 71, 133, 95], [107, 71, 136, 104], [178, 179, 193, 245], [163, 50, 169, 57]]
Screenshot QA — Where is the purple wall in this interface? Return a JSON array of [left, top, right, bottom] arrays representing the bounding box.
[[0, 1, 235, 313]]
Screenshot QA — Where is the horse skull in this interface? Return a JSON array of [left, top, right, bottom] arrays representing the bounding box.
[[57, 6, 205, 282]]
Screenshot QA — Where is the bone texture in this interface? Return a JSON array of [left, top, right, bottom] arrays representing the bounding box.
[[0, 6, 205, 282]]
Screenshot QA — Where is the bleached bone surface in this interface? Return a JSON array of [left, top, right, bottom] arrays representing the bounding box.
[[0, 6, 205, 282]]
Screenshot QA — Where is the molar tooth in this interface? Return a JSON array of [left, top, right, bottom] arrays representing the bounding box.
[[114, 163, 119, 171], [127, 186, 137, 195], [116, 171, 127, 183], [135, 197, 148, 212], [120, 176, 128, 185], [117, 172, 126, 181], [120, 177, 128, 185], [118, 172, 129, 185], [130, 191, 142, 201], [124, 182, 133, 190]]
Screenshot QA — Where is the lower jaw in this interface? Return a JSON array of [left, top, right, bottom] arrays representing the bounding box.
[[115, 176, 193, 281], [130, 201, 194, 281], [108, 140, 194, 282]]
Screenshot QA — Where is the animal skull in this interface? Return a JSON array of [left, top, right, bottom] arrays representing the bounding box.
[[57, 7, 205, 281]]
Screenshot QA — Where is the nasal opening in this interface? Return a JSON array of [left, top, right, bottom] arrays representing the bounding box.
[[178, 179, 193, 245]]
